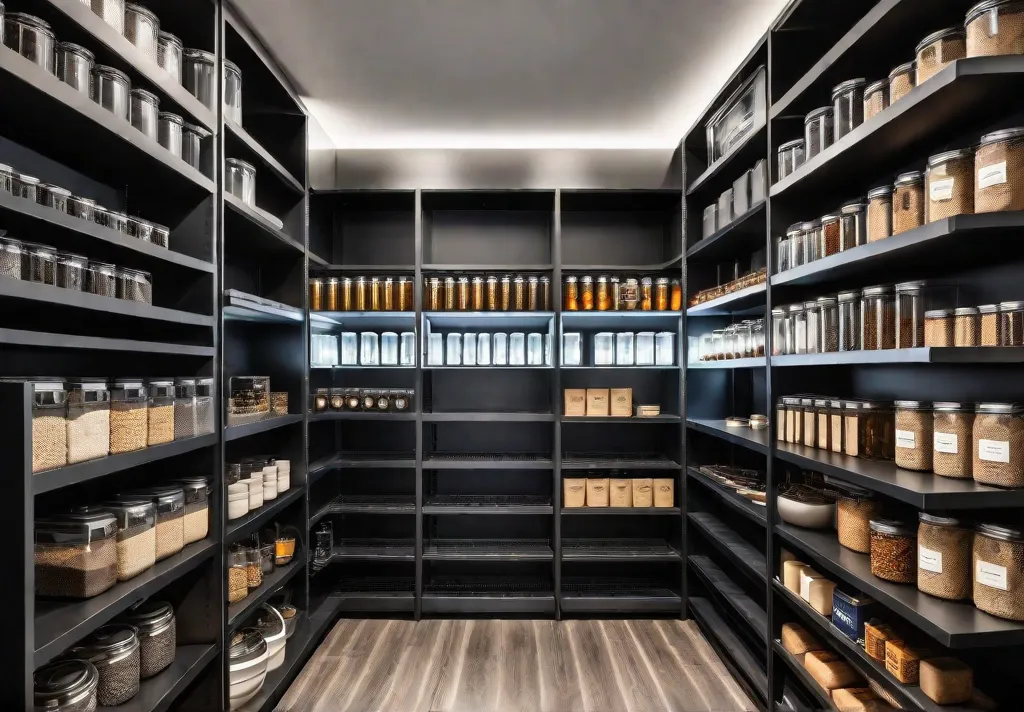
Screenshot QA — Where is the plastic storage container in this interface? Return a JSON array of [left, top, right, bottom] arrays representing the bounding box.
[[870, 519, 917, 583], [889, 61, 917, 103], [777, 138, 805, 180], [804, 106, 833, 160], [109, 379, 147, 454], [893, 171, 925, 234], [121, 600, 176, 679], [226, 158, 257, 206], [33, 659, 99, 712], [866, 185, 893, 242], [147, 379, 174, 445], [32, 379, 68, 473], [966, 0, 1024, 57], [975, 127, 1024, 213], [130, 88, 160, 141], [927, 148, 975, 221], [66, 378, 110, 464], [127, 486, 185, 561], [918, 513, 972, 601], [183, 49, 216, 111], [864, 79, 889, 120], [973, 402, 1024, 487], [705, 65, 766, 164], [224, 59, 243, 124], [895, 400, 932, 471], [177, 477, 209, 544], [832, 78, 866, 140], [71, 624, 140, 706], [916, 28, 966, 83], [973, 522, 1024, 621], [103, 497, 156, 582], [35, 508, 117, 598]]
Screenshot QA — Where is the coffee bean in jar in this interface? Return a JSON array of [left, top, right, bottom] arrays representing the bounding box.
[[836, 485, 878, 554], [35, 508, 117, 598], [917, 513, 972, 601], [972, 402, 1024, 487], [120, 600, 176, 679], [895, 400, 932, 471], [975, 127, 1024, 213], [933, 402, 974, 479], [870, 518, 917, 584], [973, 522, 1024, 622], [71, 624, 140, 706]]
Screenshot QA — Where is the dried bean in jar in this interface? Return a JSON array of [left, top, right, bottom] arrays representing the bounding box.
[[925, 309, 954, 347], [918, 513, 972, 601], [954, 307, 980, 347], [972, 402, 1024, 488], [73, 625, 141, 707], [889, 61, 916, 103], [837, 493, 878, 554], [973, 523, 1024, 622], [87, 261, 117, 298], [975, 128, 1024, 213], [980, 304, 1001, 346], [870, 519, 917, 584], [228, 567, 248, 603], [895, 401, 932, 471], [893, 171, 924, 234], [122, 600, 176, 679], [933, 402, 974, 479], [1001, 300, 1024, 346]]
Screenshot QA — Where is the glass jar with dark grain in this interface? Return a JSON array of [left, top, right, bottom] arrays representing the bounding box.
[[355, 276, 369, 311], [513, 276, 526, 310], [309, 278, 323, 311], [370, 276, 383, 310], [893, 171, 925, 234], [655, 277, 670, 311], [444, 276, 456, 310], [564, 276, 578, 311], [500, 275, 512, 310], [472, 276, 485, 311], [595, 276, 611, 311], [861, 285, 895, 350], [895, 280, 926, 349], [979, 303, 1001, 346], [954, 307, 980, 347], [486, 276, 499, 311], [870, 519, 917, 584], [933, 401, 974, 479], [821, 213, 841, 257], [383, 277, 396, 311], [802, 397, 817, 447], [340, 277, 353, 310], [836, 482, 877, 553], [1000, 300, 1024, 346], [640, 277, 654, 310], [839, 291, 861, 351], [925, 309, 954, 346], [867, 185, 893, 242], [540, 276, 551, 309], [399, 277, 413, 311], [818, 296, 839, 352], [839, 200, 868, 251], [860, 400, 895, 460], [527, 276, 539, 310], [580, 276, 594, 310]]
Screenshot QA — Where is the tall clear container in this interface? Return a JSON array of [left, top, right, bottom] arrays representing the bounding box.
[[786, 223, 805, 268], [427, 333, 444, 365], [66, 379, 110, 464], [895, 280, 926, 349], [838, 290, 861, 351], [861, 285, 896, 350], [380, 332, 399, 365], [340, 332, 358, 365], [791, 304, 807, 355], [636, 332, 655, 365], [615, 332, 635, 366], [563, 332, 582, 366], [493, 333, 509, 365], [400, 332, 416, 366], [446, 333, 462, 365], [509, 333, 526, 365], [463, 333, 478, 366], [360, 332, 379, 365], [172, 378, 197, 441], [147, 379, 174, 446], [477, 333, 492, 365], [818, 297, 839, 352], [594, 332, 614, 365], [656, 332, 675, 365], [802, 219, 822, 264], [839, 200, 868, 251], [804, 106, 834, 159], [527, 333, 544, 365], [805, 301, 821, 355], [771, 308, 787, 356]]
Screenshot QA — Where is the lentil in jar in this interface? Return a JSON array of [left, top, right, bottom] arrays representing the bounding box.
[[933, 402, 974, 479], [870, 519, 918, 584], [980, 303, 1001, 346], [954, 307, 980, 347], [916, 28, 967, 84], [965, 0, 1024, 58], [972, 402, 1024, 487], [973, 523, 1024, 621], [863, 79, 889, 120], [975, 127, 1024, 213], [821, 213, 840, 257], [895, 400, 932, 471], [927, 148, 975, 222], [147, 379, 174, 445], [918, 513, 972, 601], [889, 61, 916, 103], [925, 309, 954, 347], [109, 380, 147, 453], [866, 186, 893, 242]]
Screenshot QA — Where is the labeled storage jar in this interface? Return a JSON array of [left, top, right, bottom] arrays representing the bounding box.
[[832, 78, 866, 140], [893, 171, 925, 234], [973, 522, 1024, 621], [121, 600, 176, 679], [33, 659, 99, 712], [925, 309, 955, 346], [866, 185, 893, 242], [918, 513, 972, 601], [110, 379, 147, 453], [973, 402, 1024, 487], [870, 519, 917, 583], [975, 127, 1024, 212], [895, 280, 926, 349], [889, 61, 917, 103], [147, 379, 174, 445], [66, 378, 110, 464], [103, 497, 156, 582], [177, 476, 209, 544], [839, 200, 867, 251], [955, 306, 980, 347], [895, 400, 933, 471], [861, 285, 895, 350], [71, 624, 140, 706], [778, 138, 805, 180], [1001, 300, 1024, 345], [804, 106, 833, 160], [32, 379, 68, 473], [927, 148, 975, 221], [864, 79, 889, 120], [128, 486, 185, 561], [35, 508, 117, 598], [836, 484, 878, 553], [966, 0, 1024, 57], [838, 290, 861, 351], [916, 28, 967, 83], [934, 401, 975, 478]]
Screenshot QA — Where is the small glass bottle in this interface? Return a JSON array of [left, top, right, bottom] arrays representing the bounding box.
[[471, 276, 485, 311], [527, 276, 540, 311], [670, 279, 682, 311], [486, 276, 499, 311], [580, 276, 594, 310], [456, 276, 470, 311], [655, 277, 670, 311], [564, 276, 579, 311], [444, 276, 457, 311], [500, 275, 512, 311], [640, 277, 654, 310]]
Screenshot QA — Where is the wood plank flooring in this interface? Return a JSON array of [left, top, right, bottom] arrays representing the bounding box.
[[276, 619, 756, 712]]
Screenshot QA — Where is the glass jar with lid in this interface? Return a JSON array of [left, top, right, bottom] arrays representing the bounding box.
[[751, 320, 765, 357], [176, 477, 209, 544], [926, 148, 975, 222], [976, 127, 1024, 214], [804, 300, 821, 355], [966, 1, 1024, 56], [775, 234, 791, 274], [733, 322, 752, 359], [308, 278, 323, 311], [102, 497, 156, 581], [829, 399, 845, 453], [801, 219, 822, 263], [865, 79, 890, 120], [790, 304, 807, 354], [835, 482, 877, 553], [933, 401, 974, 479], [35, 508, 117, 598], [147, 379, 174, 445], [655, 277, 670, 311], [195, 376, 214, 434], [813, 398, 831, 450], [246, 546, 262, 590], [889, 61, 917, 103], [228, 547, 248, 603], [785, 223, 805, 268], [893, 171, 925, 234], [109, 379, 147, 454], [32, 379, 68, 473], [895, 280, 926, 349], [870, 519, 918, 583], [925, 309, 954, 346], [640, 277, 654, 311], [916, 27, 966, 83], [172, 377, 198, 440], [838, 290, 861, 351], [975, 303, 999, 346], [973, 523, 1024, 622], [973, 402, 1024, 487], [955, 307, 980, 347], [1000, 300, 1024, 346], [0, 236, 23, 280], [804, 106, 834, 159], [597, 276, 612, 311], [776, 397, 787, 442], [861, 285, 895, 350], [839, 200, 868, 251], [832, 78, 867, 140], [801, 397, 817, 447], [121, 599, 176, 679], [57, 252, 88, 290], [126, 486, 185, 561], [789, 397, 806, 445], [26, 242, 57, 285], [843, 400, 863, 457], [71, 623, 141, 706], [563, 276, 578, 311], [777, 138, 805, 180], [821, 213, 841, 257], [818, 297, 839, 352], [33, 659, 99, 712], [866, 185, 893, 242], [894, 400, 933, 471], [771, 308, 787, 356], [66, 379, 110, 464], [917, 513, 972, 601], [115, 267, 152, 304], [861, 400, 895, 460], [580, 276, 594, 311]]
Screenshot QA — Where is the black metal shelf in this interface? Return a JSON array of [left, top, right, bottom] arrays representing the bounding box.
[[773, 346, 1024, 367], [226, 486, 306, 543], [686, 419, 770, 454], [421, 593, 555, 615], [422, 263, 553, 271], [224, 194, 304, 258], [422, 539, 554, 561], [34, 540, 216, 667], [334, 591, 415, 614], [102, 643, 218, 712], [689, 597, 769, 704], [687, 283, 766, 316], [310, 411, 417, 421], [561, 454, 681, 470], [561, 255, 682, 272], [561, 415, 681, 424], [686, 119, 767, 198], [309, 453, 417, 484], [423, 454, 553, 469], [773, 641, 837, 712], [559, 311, 681, 330], [776, 524, 1024, 649], [561, 538, 681, 562], [688, 357, 766, 370], [318, 494, 416, 515], [312, 263, 415, 272], [688, 511, 767, 583], [225, 118, 305, 194], [561, 506, 680, 515], [223, 290, 304, 323], [0, 328, 215, 358], [686, 201, 767, 262], [423, 411, 554, 422], [560, 579, 682, 614], [423, 494, 552, 515], [224, 414, 303, 441], [686, 467, 766, 526], [689, 555, 767, 644], [332, 539, 416, 561], [311, 311, 415, 331], [424, 311, 555, 329], [33, 433, 218, 495], [227, 561, 305, 631]]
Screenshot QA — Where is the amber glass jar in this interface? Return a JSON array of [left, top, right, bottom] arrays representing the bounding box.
[[578, 276, 593, 310], [325, 277, 339, 311], [670, 279, 682, 310], [655, 278, 670, 311], [370, 276, 383, 311], [354, 277, 368, 311], [640, 277, 653, 311], [471, 276, 485, 311], [456, 276, 470, 311], [340, 277, 353, 311], [309, 278, 323, 311], [500, 275, 512, 310], [427, 277, 443, 310], [486, 276, 499, 311], [564, 276, 579, 311], [399, 277, 413, 311]]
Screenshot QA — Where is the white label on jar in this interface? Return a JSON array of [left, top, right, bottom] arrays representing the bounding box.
[[978, 161, 1008, 189], [934, 431, 958, 454], [930, 178, 955, 202], [977, 560, 1009, 591], [919, 546, 943, 574], [979, 438, 1010, 463], [895, 429, 916, 449]]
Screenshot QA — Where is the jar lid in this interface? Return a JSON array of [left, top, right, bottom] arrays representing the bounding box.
[[176, 477, 209, 503], [174, 377, 196, 398], [131, 87, 160, 104], [57, 251, 88, 266], [31, 379, 67, 407], [895, 400, 930, 410], [787, 304, 804, 313], [934, 401, 968, 411], [866, 185, 893, 199], [183, 122, 212, 138], [831, 78, 867, 97], [861, 284, 893, 296], [111, 378, 146, 401], [779, 138, 805, 151], [158, 31, 183, 48], [838, 290, 859, 302], [785, 223, 804, 237], [816, 296, 837, 305], [859, 400, 891, 410], [840, 200, 867, 214], [830, 399, 843, 408], [159, 111, 185, 125], [803, 300, 818, 310], [813, 398, 829, 407], [844, 400, 863, 409], [805, 106, 832, 122], [821, 213, 840, 225], [980, 127, 1024, 146], [656, 277, 670, 284], [894, 171, 924, 186], [928, 147, 975, 166], [125, 486, 185, 514], [36, 508, 117, 546], [800, 219, 822, 230], [870, 518, 916, 537], [641, 276, 653, 285], [33, 660, 98, 708], [865, 78, 889, 95], [978, 303, 1000, 314], [954, 307, 979, 316], [894, 280, 926, 292], [889, 61, 916, 78], [18, 174, 42, 186], [919, 512, 963, 527], [149, 379, 174, 398], [925, 309, 954, 318], [771, 307, 786, 316], [976, 522, 1024, 542], [1000, 300, 1024, 310], [564, 275, 577, 282], [125, 2, 159, 22], [102, 498, 156, 529], [73, 624, 139, 664], [196, 376, 214, 397], [7, 12, 52, 32], [183, 48, 216, 64], [977, 402, 1022, 414], [57, 41, 95, 62], [94, 64, 130, 84], [224, 58, 242, 76], [966, 1, 1024, 26], [226, 157, 257, 173], [229, 628, 268, 663], [122, 600, 174, 633], [800, 398, 814, 406], [916, 27, 966, 54]]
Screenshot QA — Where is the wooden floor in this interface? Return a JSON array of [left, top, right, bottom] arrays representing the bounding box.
[[276, 619, 756, 712]]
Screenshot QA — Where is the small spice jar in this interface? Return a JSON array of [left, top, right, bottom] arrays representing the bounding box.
[[889, 61, 917, 103], [954, 306, 980, 347], [916, 28, 967, 84], [832, 78, 867, 140], [228, 546, 248, 603], [893, 171, 925, 234], [966, 0, 1024, 58], [121, 600, 176, 679], [895, 280, 926, 349], [863, 79, 889, 121], [925, 309, 955, 346], [820, 213, 841, 257], [109, 379, 148, 454], [895, 400, 933, 471], [804, 106, 834, 160], [973, 522, 1024, 621], [177, 476, 209, 544], [978, 303, 1001, 346], [830, 399, 845, 453], [870, 519, 918, 584], [975, 127, 1024, 213], [33, 659, 99, 712], [102, 497, 156, 581], [838, 290, 861, 351], [934, 402, 975, 479], [866, 185, 893, 242], [918, 513, 972, 601], [127, 486, 185, 561], [836, 484, 878, 553], [32, 379, 68, 473], [818, 296, 839, 352], [973, 402, 1024, 487], [72, 624, 141, 706], [147, 379, 174, 445], [839, 200, 868, 251], [1000, 300, 1024, 345], [814, 398, 831, 450], [861, 285, 895, 350], [35, 508, 117, 598], [926, 148, 976, 222]]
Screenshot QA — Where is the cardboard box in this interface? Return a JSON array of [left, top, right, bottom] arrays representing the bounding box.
[[586, 388, 609, 416], [563, 478, 586, 508], [610, 388, 632, 417], [609, 479, 632, 507], [564, 389, 586, 417], [653, 478, 674, 507], [586, 478, 610, 507], [632, 478, 653, 507]]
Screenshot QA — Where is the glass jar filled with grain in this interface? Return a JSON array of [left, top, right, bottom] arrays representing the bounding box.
[[820, 213, 841, 257], [866, 185, 893, 242], [839, 200, 868, 251], [926, 148, 975, 222], [801, 397, 816, 447], [818, 296, 839, 352], [975, 128, 1024, 213], [978, 304, 1001, 346], [895, 400, 933, 471], [973, 522, 1024, 622], [916, 28, 967, 84], [889, 61, 917, 103], [830, 399, 845, 453], [804, 106, 834, 160], [836, 483, 878, 553], [35, 508, 118, 599], [102, 497, 156, 582], [861, 285, 896, 350], [805, 301, 821, 355], [844, 400, 864, 457], [146, 379, 174, 446], [954, 307, 980, 347], [228, 547, 248, 603], [895, 281, 926, 349], [933, 402, 975, 479], [870, 519, 918, 583], [786, 396, 805, 445], [815, 398, 831, 450], [925, 309, 954, 346], [803, 220, 822, 264], [863, 79, 889, 121], [776, 397, 787, 442], [973, 402, 1024, 487], [31, 380, 68, 473], [832, 78, 867, 140], [126, 486, 185, 561], [966, 0, 1024, 57], [893, 171, 925, 234], [1000, 300, 1024, 346], [918, 513, 972, 601], [177, 477, 209, 545], [66, 379, 110, 465], [838, 290, 861, 351], [109, 379, 148, 455]]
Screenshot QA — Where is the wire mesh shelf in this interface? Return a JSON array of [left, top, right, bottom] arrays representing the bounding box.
[[561, 538, 681, 559], [562, 577, 681, 598], [424, 494, 551, 507], [561, 453, 681, 469], [423, 538, 553, 559], [424, 576, 552, 595], [334, 577, 416, 593], [332, 538, 416, 559], [328, 494, 416, 513]]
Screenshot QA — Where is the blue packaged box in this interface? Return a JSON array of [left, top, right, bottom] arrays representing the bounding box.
[[832, 589, 875, 643]]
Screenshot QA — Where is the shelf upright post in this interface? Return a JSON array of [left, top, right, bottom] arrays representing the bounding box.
[[301, 112, 312, 617], [764, 32, 777, 710], [553, 189, 563, 619], [414, 189, 424, 621], [677, 140, 689, 621]]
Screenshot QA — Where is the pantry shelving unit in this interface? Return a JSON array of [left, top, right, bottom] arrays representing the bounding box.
[[682, 1, 1024, 711]]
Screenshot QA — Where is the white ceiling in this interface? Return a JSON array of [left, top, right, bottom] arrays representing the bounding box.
[[232, 0, 787, 150]]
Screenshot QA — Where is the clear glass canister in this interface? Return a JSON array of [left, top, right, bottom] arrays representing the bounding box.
[[147, 379, 174, 446], [192, 377, 213, 435], [866, 185, 893, 242], [27, 243, 57, 285], [110, 379, 147, 454], [895, 400, 933, 471], [778, 138, 805, 180], [790, 304, 807, 355], [839, 200, 868, 251], [870, 519, 918, 583], [804, 106, 834, 160], [801, 219, 822, 263], [830, 399, 845, 453], [933, 401, 974, 478], [35, 509, 117, 598], [66, 379, 110, 464], [33, 660, 99, 712], [32, 380, 68, 473], [918, 513, 972, 601], [815, 398, 831, 450], [925, 309, 954, 346], [0, 236, 23, 280], [966, 0, 1024, 58], [1000, 300, 1024, 346], [836, 484, 877, 553], [173, 378, 198, 440], [893, 171, 925, 234], [596, 276, 612, 311], [832, 78, 866, 140], [775, 234, 791, 274], [916, 27, 966, 84], [776, 397, 787, 442], [786, 397, 805, 445], [102, 497, 156, 581], [771, 308, 788, 356], [805, 300, 821, 354], [71, 623, 140, 707], [122, 599, 176, 679], [895, 280, 926, 349], [972, 523, 1024, 622], [973, 402, 1024, 487], [927, 148, 975, 222], [862, 400, 895, 460], [228, 547, 248, 603], [115, 268, 152, 304], [889, 61, 917, 103], [861, 285, 895, 350], [786, 223, 805, 268], [838, 290, 861, 351], [177, 477, 209, 544], [127, 486, 184, 561], [817, 297, 839, 352], [979, 303, 1001, 346], [563, 276, 578, 311], [821, 213, 841, 257], [801, 397, 817, 447], [863, 79, 889, 120], [955, 306, 980, 347], [975, 127, 1024, 213]]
